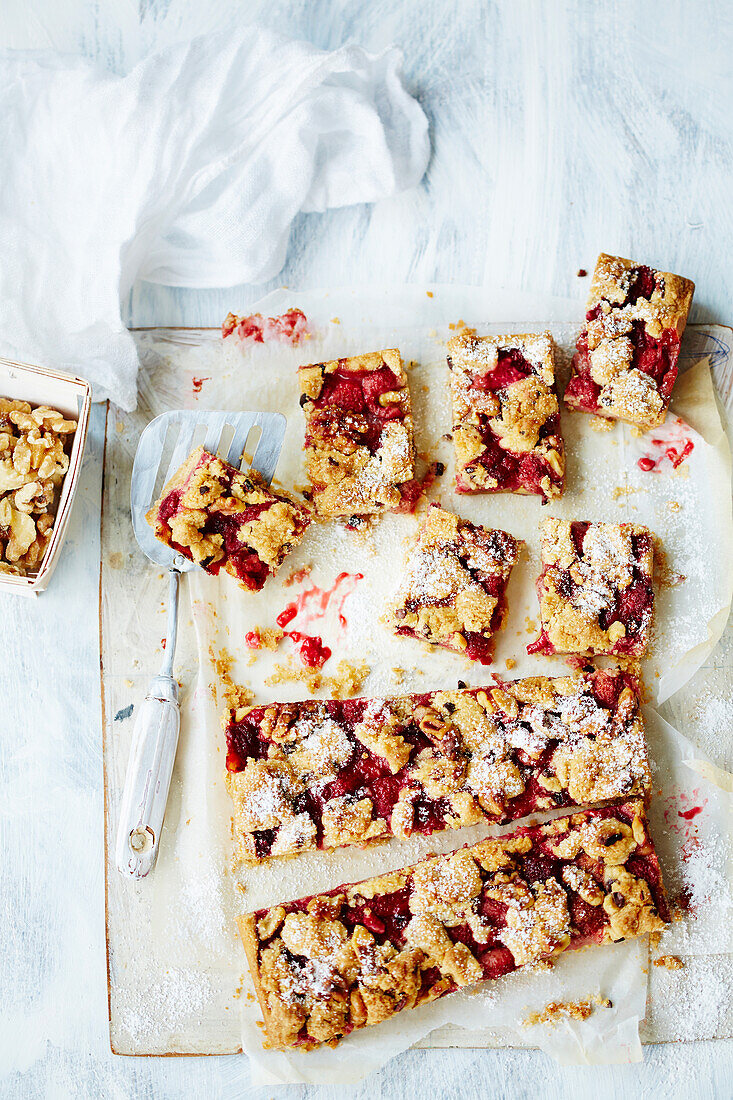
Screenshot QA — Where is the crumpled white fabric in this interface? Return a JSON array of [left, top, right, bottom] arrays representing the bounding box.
[[0, 29, 429, 410]]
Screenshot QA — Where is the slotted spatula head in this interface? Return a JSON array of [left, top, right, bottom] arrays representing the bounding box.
[[131, 409, 287, 569]]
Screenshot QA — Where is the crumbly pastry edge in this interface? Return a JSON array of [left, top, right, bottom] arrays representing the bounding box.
[[222, 669, 652, 866], [240, 798, 668, 1051], [298, 348, 417, 517], [534, 518, 655, 657], [446, 331, 565, 501]]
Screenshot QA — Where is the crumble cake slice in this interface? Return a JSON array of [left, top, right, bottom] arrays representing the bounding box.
[[146, 445, 311, 592], [239, 799, 669, 1050], [447, 331, 565, 502], [384, 504, 519, 665], [298, 349, 419, 517], [223, 669, 650, 865], [565, 253, 695, 430], [528, 518, 654, 657]]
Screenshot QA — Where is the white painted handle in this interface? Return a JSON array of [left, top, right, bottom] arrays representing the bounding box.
[[115, 675, 180, 878]]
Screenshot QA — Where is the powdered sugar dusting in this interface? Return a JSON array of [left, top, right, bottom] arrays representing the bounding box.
[[117, 967, 215, 1043]]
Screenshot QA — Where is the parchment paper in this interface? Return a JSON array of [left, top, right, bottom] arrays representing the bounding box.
[[108, 289, 732, 1065]]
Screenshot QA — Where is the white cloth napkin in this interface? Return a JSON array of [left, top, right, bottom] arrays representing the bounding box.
[[0, 29, 429, 410]]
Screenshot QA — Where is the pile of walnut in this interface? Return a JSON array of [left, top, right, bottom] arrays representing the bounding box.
[[0, 397, 77, 575]]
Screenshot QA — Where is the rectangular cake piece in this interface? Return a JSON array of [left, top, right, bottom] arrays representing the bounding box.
[[384, 504, 519, 664], [223, 668, 650, 865], [298, 349, 419, 517], [447, 331, 564, 502], [528, 518, 654, 657], [146, 445, 311, 592], [240, 799, 669, 1050], [565, 253, 695, 429]]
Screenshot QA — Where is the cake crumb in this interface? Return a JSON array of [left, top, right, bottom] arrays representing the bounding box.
[[210, 642, 235, 686], [391, 667, 406, 684], [577, 268, 588, 278], [591, 415, 614, 433], [654, 955, 684, 971], [330, 317, 340, 324], [329, 659, 370, 698], [524, 617, 537, 634], [612, 484, 638, 502], [265, 657, 370, 698], [426, 290, 434, 298], [667, 500, 681, 512], [448, 319, 477, 337], [523, 995, 611, 1027], [284, 564, 313, 587], [505, 658, 516, 670], [246, 627, 285, 652]]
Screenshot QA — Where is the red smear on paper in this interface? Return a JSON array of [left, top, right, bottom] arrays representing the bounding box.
[[637, 418, 694, 472], [222, 308, 310, 346]]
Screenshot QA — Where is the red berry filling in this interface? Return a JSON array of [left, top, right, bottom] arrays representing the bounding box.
[[311, 364, 405, 453], [455, 349, 562, 502], [254, 802, 669, 999], [531, 526, 653, 655], [226, 672, 644, 851], [155, 455, 309, 591], [568, 266, 681, 415]]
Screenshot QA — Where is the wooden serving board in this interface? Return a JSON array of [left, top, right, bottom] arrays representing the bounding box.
[[102, 318, 733, 1056]]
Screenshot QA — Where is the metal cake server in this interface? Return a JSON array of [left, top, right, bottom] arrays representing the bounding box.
[[116, 409, 286, 879]]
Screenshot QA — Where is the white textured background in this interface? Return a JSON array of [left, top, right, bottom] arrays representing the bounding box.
[[2, 2, 732, 1098]]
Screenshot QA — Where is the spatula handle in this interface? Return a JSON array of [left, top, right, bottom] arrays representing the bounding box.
[[115, 569, 181, 878], [115, 675, 180, 878]]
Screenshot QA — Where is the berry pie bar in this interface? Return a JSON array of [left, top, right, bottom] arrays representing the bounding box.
[[565, 253, 695, 430], [384, 504, 519, 665], [298, 349, 419, 517], [447, 331, 564, 502], [146, 445, 311, 592], [223, 669, 650, 864], [240, 800, 669, 1050], [528, 519, 654, 657]]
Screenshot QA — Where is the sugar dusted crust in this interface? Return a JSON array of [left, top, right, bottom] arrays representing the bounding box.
[[241, 800, 669, 1050], [447, 331, 565, 503], [565, 253, 695, 430], [299, 349, 418, 517], [384, 504, 519, 664], [146, 445, 311, 592], [223, 669, 651, 865], [529, 518, 655, 657]]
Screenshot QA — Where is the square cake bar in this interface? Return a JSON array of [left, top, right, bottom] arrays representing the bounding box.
[[384, 504, 519, 665], [447, 331, 565, 502], [565, 253, 695, 429], [146, 445, 311, 592], [223, 669, 650, 865], [298, 349, 419, 517], [240, 800, 669, 1050], [528, 518, 654, 657]]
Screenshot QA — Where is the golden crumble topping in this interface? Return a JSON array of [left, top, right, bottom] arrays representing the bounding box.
[[446, 331, 564, 502], [565, 253, 694, 430], [222, 670, 650, 866], [529, 518, 655, 657], [239, 800, 668, 1051], [384, 504, 519, 664], [147, 446, 311, 591], [298, 349, 417, 517]]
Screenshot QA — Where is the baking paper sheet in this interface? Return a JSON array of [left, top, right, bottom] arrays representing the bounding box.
[[107, 289, 733, 1065]]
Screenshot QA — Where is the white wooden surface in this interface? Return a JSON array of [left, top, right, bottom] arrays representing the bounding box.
[[2, 2, 732, 1098]]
